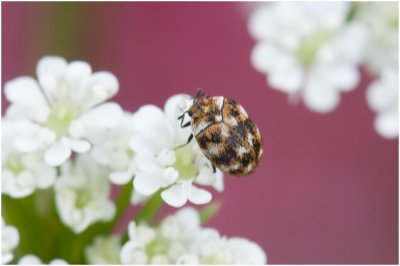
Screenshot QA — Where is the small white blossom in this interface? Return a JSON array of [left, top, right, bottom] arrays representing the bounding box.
[[4, 56, 123, 166], [54, 155, 116, 233], [355, 2, 398, 74], [249, 2, 368, 113], [186, 228, 266, 264], [85, 235, 121, 264], [2, 218, 20, 264], [17, 255, 67, 265], [130, 94, 223, 208], [366, 67, 398, 139], [120, 208, 201, 264], [120, 207, 266, 265], [91, 112, 137, 185], [2, 119, 56, 198]]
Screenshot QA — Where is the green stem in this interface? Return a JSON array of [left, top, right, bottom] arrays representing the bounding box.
[[135, 191, 163, 225]]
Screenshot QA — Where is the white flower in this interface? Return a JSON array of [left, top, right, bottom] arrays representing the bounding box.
[[181, 228, 266, 265], [120, 207, 201, 264], [54, 155, 116, 233], [91, 112, 137, 185], [366, 67, 398, 139], [355, 2, 398, 74], [249, 2, 368, 113], [2, 119, 56, 198], [4, 56, 123, 166], [85, 235, 121, 264], [17, 255, 67, 265], [2, 218, 19, 264], [130, 94, 224, 207], [120, 207, 267, 265]]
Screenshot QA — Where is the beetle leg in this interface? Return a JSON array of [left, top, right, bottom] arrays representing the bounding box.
[[174, 134, 194, 150], [212, 164, 216, 173]]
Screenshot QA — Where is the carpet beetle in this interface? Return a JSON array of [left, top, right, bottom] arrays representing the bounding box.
[[178, 91, 263, 176]]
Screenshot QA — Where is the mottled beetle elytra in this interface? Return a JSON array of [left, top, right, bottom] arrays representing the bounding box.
[[178, 90, 263, 176]]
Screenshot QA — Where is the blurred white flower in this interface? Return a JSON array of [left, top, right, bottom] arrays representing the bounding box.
[[120, 207, 201, 264], [91, 112, 137, 185], [130, 94, 224, 208], [2, 119, 56, 198], [17, 255, 67, 265], [85, 235, 121, 264], [249, 2, 368, 113], [355, 2, 398, 74], [366, 67, 398, 139], [4, 56, 123, 167], [120, 207, 266, 265], [2, 218, 20, 264], [184, 228, 266, 264], [54, 155, 116, 233]]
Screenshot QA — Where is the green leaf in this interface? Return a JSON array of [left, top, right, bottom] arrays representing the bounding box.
[[199, 200, 223, 225]]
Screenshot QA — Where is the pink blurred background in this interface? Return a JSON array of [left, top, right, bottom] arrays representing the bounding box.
[[2, 2, 398, 264]]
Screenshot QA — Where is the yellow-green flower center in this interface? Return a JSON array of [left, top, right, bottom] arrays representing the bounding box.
[[146, 238, 168, 256], [6, 157, 24, 175], [76, 189, 92, 208], [46, 100, 80, 137], [296, 31, 331, 65], [173, 145, 197, 180]]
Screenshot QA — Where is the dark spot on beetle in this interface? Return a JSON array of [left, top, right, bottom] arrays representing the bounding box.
[[210, 132, 221, 143], [241, 154, 251, 166]]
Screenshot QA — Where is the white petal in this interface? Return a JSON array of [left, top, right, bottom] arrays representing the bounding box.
[[50, 259, 68, 265], [14, 123, 44, 152], [80, 102, 123, 129], [251, 42, 281, 73], [128, 221, 137, 239], [375, 112, 398, 139], [303, 72, 341, 113], [131, 105, 173, 146], [187, 185, 212, 205], [44, 139, 72, 166], [319, 64, 359, 92], [18, 255, 42, 264], [5, 77, 47, 106], [129, 134, 164, 155], [4, 77, 50, 123], [66, 61, 92, 81], [366, 79, 397, 112], [69, 138, 91, 153], [120, 241, 148, 265], [164, 94, 193, 142], [161, 183, 188, 208], [2, 254, 13, 264], [109, 171, 133, 185], [36, 164, 57, 189], [134, 153, 162, 173], [81, 72, 119, 109], [227, 237, 267, 264], [134, 172, 162, 196], [161, 167, 179, 185], [36, 56, 68, 93]]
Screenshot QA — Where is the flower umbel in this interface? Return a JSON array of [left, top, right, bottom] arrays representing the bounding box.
[[4, 56, 123, 166], [120, 207, 266, 264], [130, 94, 224, 207], [2, 218, 20, 264], [249, 2, 368, 113], [54, 156, 116, 233]]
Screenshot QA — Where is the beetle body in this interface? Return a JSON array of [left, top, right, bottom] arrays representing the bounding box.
[[185, 95, 262, 176]]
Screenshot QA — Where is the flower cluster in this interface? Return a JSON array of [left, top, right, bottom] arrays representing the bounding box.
[[248, 2, 398, 138], [2, 218, 20, 264], [2, 56, 264, 264], [119, 207, 266, 264]]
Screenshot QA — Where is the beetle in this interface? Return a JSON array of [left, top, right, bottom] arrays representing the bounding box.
[[178, 90, 263, 176]]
